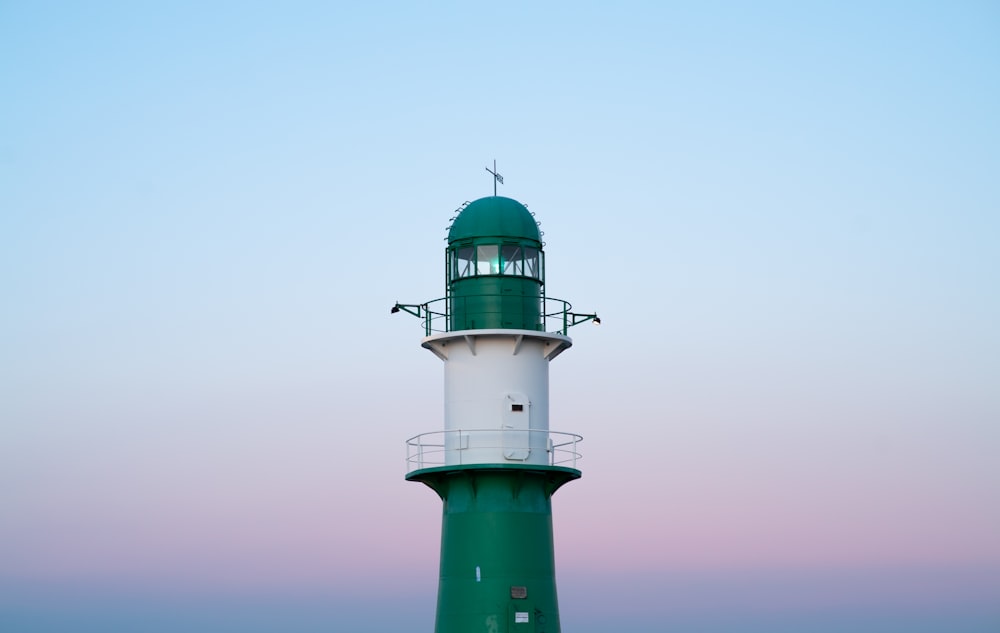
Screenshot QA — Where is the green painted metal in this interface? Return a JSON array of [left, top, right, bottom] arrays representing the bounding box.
[[447, 197, 544, 331], [407, 464, 580, 633], [391, 297, 598, 337], [391, 197, 598, 333], [448, 197, 542, 243], [449, 276, 542, 331]]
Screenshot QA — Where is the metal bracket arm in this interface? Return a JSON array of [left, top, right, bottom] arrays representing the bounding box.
[[566, 312, 601, 329], [391, 302, 427, 318]]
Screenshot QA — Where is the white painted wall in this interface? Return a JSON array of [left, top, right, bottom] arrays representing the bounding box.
[[422, 330, 571, 466]]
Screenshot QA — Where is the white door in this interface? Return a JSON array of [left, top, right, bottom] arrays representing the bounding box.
[[502, 393, 530, 461]]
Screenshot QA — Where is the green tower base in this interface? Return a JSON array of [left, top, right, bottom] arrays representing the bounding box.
[[407, 464, 580, 633]]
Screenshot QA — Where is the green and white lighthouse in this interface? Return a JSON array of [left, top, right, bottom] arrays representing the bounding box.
[[393, 188, 597, 633]]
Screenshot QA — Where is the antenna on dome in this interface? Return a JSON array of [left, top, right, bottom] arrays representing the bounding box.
[[485, 160, 503, 196]]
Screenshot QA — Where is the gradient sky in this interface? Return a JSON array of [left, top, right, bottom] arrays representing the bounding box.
[[2, 2, 998, 632]]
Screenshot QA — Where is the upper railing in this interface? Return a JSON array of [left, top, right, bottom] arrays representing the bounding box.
[[406, 429, 583, 473], [391, 295, 599, 336]]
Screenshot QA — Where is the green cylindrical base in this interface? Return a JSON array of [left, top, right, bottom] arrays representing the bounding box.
[[450, 277, 542, 331], [407, 465, 580, 633]]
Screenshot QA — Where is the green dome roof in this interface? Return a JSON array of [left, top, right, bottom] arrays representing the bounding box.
[[448, 196, 541, 244]]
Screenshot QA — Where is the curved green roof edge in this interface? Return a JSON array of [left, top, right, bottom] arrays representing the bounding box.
[[448, 196, 542, 244]]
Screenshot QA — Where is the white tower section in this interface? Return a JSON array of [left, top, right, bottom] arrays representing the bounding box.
[[422, 329, 571, 466]]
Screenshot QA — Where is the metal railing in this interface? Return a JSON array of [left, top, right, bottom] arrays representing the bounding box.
[[405, 429, 583, 472], [392, 296, 597, 336]]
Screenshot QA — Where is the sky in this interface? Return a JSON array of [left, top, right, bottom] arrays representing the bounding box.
[[1, 1, 998, 631]]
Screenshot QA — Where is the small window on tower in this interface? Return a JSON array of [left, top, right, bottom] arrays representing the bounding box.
[[511, 404, 524, 412]]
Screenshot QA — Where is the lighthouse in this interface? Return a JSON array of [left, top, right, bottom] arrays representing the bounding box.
[[393, 190, 597, 633]]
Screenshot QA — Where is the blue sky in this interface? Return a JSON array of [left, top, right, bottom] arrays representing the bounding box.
[[2, 2, 998, 631]]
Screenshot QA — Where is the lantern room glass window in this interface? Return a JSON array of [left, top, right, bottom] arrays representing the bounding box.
[[477, 245, 499, 275], [450, 243, 542, 279], [502, 245, 523, 276], [454, 247, 474, 278], [524, 247, 540, 278]]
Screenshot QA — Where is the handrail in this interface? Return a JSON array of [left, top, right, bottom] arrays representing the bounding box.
[[392, 296, 597, 336], [405, 429, 583, 473]]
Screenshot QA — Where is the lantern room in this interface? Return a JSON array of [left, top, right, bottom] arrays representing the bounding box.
[[446, 196, 544, 331]]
